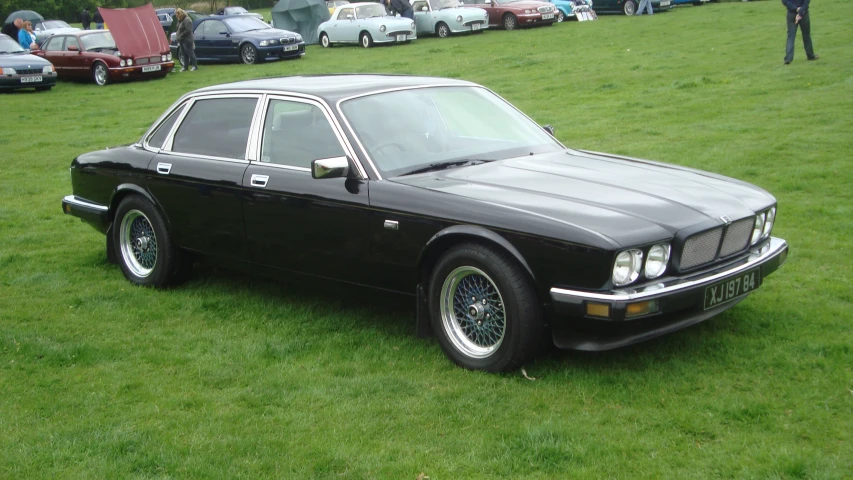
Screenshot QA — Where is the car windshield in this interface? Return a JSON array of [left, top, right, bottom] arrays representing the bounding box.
[[223, 16, 270, 32], [356, 4, 388, 18], [225, 7, 249, 14], [80, 32, 116, 50], [0, 35, 25, 53], [340, 86, 562, 178], [429, 0, 462, 9], [42, 20, 70, 29]]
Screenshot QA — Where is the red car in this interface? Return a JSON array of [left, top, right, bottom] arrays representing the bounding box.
[[33, 5, 174, 86], [461, 0, 557, 30]]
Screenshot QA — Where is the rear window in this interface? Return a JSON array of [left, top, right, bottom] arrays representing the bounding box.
[[171, 98, 258, 160]]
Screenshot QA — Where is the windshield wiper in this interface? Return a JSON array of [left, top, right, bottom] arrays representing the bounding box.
[[400, 159, 491, 176]]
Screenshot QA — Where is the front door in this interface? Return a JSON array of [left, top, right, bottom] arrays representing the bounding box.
[[412, 0, 433, 34], [242, 96, 372, 284]]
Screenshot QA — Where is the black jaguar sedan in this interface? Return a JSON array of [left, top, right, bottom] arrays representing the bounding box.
[[61, 75, 787, 372]]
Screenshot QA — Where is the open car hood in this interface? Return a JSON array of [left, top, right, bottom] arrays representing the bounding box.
[[98, 5, 169, 57]]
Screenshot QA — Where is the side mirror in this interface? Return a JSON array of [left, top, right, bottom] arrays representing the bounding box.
[[67, 45, 79, 51], [484, 0, 492, 4], [312, 156, 350, 179], [346, 14, 354, 20], [421, 6, 429, 11], [542, 124, 555, 136]]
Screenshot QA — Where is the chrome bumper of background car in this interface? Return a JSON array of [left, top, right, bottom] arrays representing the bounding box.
[[549, 237, 788, 351]]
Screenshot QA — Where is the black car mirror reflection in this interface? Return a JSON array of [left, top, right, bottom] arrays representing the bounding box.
[[312, 156, 351, 180]]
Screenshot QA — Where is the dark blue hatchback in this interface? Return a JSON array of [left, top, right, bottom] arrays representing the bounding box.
[[169, 15, 305, 65]]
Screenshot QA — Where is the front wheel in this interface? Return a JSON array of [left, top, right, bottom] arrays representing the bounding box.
[[320, 32, 331, 48], [241, 43, 258, 64], [557, 11, 565, 22], [92, 62, 109, 86], [113, 195, 189, 287], [623, 0, 637, 15], [502, 13, 518, 30], [436, 22, 450, 38], [429, 243, 542, 372], [360, 31, 373, 48]]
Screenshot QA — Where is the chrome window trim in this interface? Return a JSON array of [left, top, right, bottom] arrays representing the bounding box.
[[251, 162, 311, 173], [154, 150, 250, 164], [551, 238, 787, 303], [142, 102, 189, 153], [256, 94, 367, 179], [335, 84, 566, 180], [246, 93, 268, 162]]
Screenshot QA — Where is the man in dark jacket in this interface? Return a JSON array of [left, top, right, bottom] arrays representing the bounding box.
[[1, 18, 22, 42], [387, 0, 414, 19], [93, 10, 104, 29], [80, 8, 91, 30], [175, 9, 197, 72], [782, 0, 818, 64]]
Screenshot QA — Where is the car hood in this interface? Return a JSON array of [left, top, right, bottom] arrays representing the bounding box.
[[499, 1, 553, 9], [0, 52, 52, 68], [98, 4, 170, 56], [391, 149, 774, 248], [237, 28, 300, 39]]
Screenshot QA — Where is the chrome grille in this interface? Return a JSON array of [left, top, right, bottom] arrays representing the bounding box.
[[386, 30, 411, 37], [149, 56, 161, 63], [136, 57, 149, 65], [281, 37, 295, 44], [16, 68, 41, 75], [680, 228, 722, 270], [538, 6, 552, 12], [719, 218, 754, 257]]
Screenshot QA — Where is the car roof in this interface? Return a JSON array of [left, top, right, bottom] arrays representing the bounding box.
[[191, 74, 476, 104]]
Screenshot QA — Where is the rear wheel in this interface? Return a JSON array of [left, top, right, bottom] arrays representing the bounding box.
[[241, 43, 258, 64], [360, 31, 373, 48], [623, 0, 637, 15], [92, 62, 109, 86], [502, 13, 518, 30], [436, 22, 450, 38], [429, 243, 542, 372], [320, 32, 331, 48]]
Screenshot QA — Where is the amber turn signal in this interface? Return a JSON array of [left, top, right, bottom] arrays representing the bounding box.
[[586, 302, 610, 318], [626, 300, 659, 318]]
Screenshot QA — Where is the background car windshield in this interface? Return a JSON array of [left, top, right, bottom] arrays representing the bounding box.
[[429, 0, 462, 9], [341, 86, 562, 177], [42, 21, 70, 29], [356, 4, 388, 18], [80, 32, 116, 50], [225, 7, 249, 14], [0, 35, 25, 52], [223, 16, 269, 32]]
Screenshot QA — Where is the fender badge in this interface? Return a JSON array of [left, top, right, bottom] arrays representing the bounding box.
[[720, 215, 732, 224]]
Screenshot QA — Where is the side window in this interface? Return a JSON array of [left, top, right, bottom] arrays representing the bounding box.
[[204, 20, 226, 35], [260, 99, 345, 169], [43, 36, 64, 51], [413, 1, 429, 11], [337, 8, 354, 19], [146, 104, 186, 149], [65, 37, 80, 51], [172, 97, 258, 160]]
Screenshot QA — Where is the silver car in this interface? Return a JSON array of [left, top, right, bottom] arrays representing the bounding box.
[[318, 2, 417, 48]]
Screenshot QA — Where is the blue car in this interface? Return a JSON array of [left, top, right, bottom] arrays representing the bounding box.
[[318, 2, 417, 48], [547, 0, 593, 21], [169, 15, 304, 65]]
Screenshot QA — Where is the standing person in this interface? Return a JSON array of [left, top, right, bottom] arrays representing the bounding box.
[[387, 0, 414, 19], [1, 18, 22, 41], [782, 0, 818, 64], [175, 9, 197, 72], [80, 8, 92, 30], [18, 21, 37, 50], [636, 0, 653, 15], [94, 10, 104, 29]]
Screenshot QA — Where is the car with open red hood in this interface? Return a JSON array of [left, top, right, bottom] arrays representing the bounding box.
[[32, 4, 174, 86], [461, 0, 557, 30]]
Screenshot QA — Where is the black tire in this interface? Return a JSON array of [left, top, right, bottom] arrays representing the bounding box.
[[428, 243, 542, 372], [112, 195, 189, 287], [502, 13, 518, 30], [241, 43, 258, 64], [436, 22, 450, 38], [320, 32, 331, 48], [556, 11, 565, 22], [92, 62, 109, 86], [360, 31, 373, 48], [623, 0, 637, 15]]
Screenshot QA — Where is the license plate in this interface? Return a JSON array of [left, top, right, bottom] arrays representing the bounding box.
[[396, 34, 406, 41], [660, 0, 671, 5], [142, 65, 161, 73], [284, 45, 298, 52], [542, 13, 554, 19], [472, 23, 480, 30], [21, 76, 42, 83], [703, 267, 760, 310]]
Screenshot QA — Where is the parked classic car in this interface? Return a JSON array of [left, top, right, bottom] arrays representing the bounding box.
[[594, 0, 671, 15], [33, 28, 173, 86], [412, 0, 488, 38], [60, 75, 788, 372], [169, 15, 304, 64], [460, 0, 557, 30], [156, 13, 172, 33], [32, 20, 79, 46], [216, 6, 266, 21], [0, 33, 56, 91], [318, 3, 417, 48]]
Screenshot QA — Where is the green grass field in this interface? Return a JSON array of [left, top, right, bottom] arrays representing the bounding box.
[[2, 1, 851, 478]]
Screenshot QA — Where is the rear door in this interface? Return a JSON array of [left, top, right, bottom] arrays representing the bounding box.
[[145, 94, 261, 260], [38, 35, 67, 72]]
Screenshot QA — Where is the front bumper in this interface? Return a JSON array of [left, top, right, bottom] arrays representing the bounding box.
[[108, 62, 174, 81], [0, 72, 57, 90], [549, 237, 788, 350], [258, 43, 306, 59], [518, 12, 557, 26]]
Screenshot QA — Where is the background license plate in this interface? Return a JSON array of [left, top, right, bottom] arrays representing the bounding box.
[[661, 0, 671, 5], [703, 267, 760, 310], [472, 23, 480, 30], [21, 76, 42, 83], [396, 34, 406, 41], [284, 45, 298, 51], [542, 13, 554, 19], [142, 65, 161, 73]]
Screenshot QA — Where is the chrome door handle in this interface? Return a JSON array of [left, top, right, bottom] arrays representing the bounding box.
[[157, 162, 172, 174], [250, 174, 269, 188]]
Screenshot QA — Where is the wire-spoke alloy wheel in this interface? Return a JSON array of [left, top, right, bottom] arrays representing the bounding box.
[[241, 44, 257, 64], [92, 63, 108, 86], [440, 266, 506, 358], [503, 14, 517, 30], [320, 32, 331, 48], [120, 209, 157, 278], [429, 243, 542, 372], [436, 22, 450, 38]]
